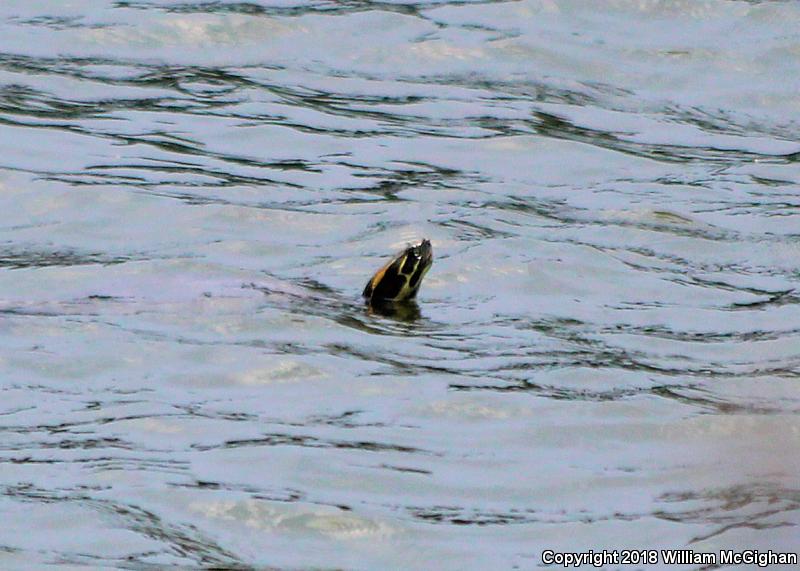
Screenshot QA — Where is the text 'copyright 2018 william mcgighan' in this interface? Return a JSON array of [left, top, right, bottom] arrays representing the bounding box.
[[541, 549, 797, 568]]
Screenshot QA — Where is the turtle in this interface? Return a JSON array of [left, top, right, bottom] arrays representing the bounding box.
[[363, 239, 433, 304]]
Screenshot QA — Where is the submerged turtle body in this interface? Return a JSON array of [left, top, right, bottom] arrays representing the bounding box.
[[363, 239, 433, 303]]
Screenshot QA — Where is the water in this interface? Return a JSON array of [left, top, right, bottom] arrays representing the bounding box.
[[1, 1, 799, 569]]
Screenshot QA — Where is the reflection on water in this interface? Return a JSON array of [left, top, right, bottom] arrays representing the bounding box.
[[1, 0, 800, 569], [366, 300, 423, 322]]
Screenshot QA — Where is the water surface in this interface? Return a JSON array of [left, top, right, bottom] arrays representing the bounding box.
[[1, 1, 800, 569]]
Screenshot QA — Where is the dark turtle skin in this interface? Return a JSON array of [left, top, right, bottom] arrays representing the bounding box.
[[363, 239, 433, 303]]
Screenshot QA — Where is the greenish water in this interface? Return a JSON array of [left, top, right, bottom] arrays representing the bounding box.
[[1, 1, 799, 569]]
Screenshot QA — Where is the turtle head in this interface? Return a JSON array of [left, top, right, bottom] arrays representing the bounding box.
[[363, 239, 433, 303]]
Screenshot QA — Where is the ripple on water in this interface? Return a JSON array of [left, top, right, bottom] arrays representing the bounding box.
[[197, 499, 397, 540], [2, 0, 800, 569]]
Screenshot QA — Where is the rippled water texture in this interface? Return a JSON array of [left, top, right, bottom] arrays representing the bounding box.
[[2, 1, 800, 569]]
